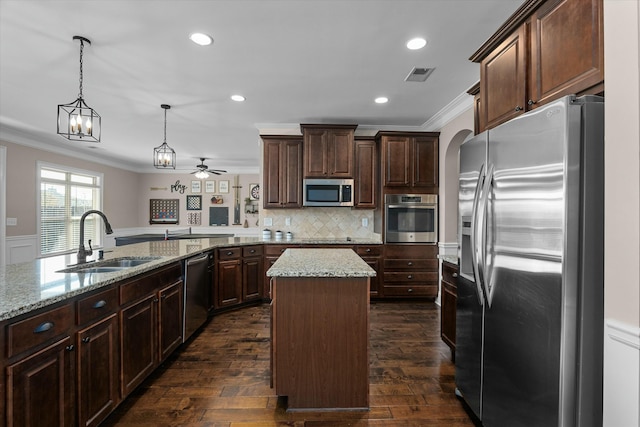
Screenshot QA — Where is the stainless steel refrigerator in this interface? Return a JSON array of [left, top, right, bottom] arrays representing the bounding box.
[[456, 95, 604, 427]]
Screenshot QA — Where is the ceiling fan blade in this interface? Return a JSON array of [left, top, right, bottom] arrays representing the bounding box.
[[207, 169, 227, 173], [207, 170, 222, 175]]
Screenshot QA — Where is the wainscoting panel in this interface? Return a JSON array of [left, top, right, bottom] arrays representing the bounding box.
[[6, 235, 37, 264]]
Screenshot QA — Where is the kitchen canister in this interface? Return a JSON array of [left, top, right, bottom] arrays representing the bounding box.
[[262, 229, 272, 240], [286, 231, 293, 241], [275, 230, 283, 240]]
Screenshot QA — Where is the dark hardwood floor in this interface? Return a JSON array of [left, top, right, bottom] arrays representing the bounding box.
[[102, 301, 476, 426]]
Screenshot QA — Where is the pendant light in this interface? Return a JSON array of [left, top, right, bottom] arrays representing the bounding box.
[[57, 36, 101, 142], [153, 104, 176, 169]]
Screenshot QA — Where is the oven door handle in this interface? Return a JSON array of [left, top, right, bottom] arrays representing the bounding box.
[[385, 204, 435, 209]]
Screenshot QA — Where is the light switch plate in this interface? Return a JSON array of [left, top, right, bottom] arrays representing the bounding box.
[[361, 218, 368, 227], [285, 217, 291, 226]]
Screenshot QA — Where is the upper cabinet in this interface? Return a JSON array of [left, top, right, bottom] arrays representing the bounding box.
[[262, 136, 303, 209], [377, 131, 439, 193], [354, 137, 378, 209], [470, 0, 604, 132], [301, 124, 357, 178]]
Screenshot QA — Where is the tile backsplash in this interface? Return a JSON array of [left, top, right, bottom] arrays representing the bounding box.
[[262, 208, 379, 240]]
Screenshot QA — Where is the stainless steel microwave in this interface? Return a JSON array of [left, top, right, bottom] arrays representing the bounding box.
[[303, 178, 354, 207]]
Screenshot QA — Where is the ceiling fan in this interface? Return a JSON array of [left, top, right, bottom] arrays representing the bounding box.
[[191, 158, 227, 178]]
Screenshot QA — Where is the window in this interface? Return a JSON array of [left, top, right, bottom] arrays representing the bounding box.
[[38, 162, 103, 257]]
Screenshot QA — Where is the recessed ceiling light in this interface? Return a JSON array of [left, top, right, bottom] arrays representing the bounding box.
[[231, 95, 246, 102], [375, 97, 389, 104], [406, 37, 427, 50], [189, 33, 213, 46]]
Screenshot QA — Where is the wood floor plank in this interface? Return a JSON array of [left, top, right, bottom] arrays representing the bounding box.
[[102, 302, 477, 426]]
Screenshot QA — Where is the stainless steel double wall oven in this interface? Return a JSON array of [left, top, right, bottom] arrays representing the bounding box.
[[384, 194, 437, 243]]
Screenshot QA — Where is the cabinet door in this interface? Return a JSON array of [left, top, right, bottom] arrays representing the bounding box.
[[77, 314, 119, 427], [382, 136, 410, 187], [412, 136, 438, 187], [481, 25, 527, 129], [243, 257, 264, 301], [120, 295, 156, 396], [263, 140, 285, 208], [216, 259, 243, 308], [282, 140, 303, 207], [441, 281, 457, 353], [303, 128, 328, 177], [158, 281, 183, 361], [363, 257, 380, 298], [327, 129, 354, 177], [6, 337, 74, 427], [354, 139, 377, 208], [529, 0, 603, 107]]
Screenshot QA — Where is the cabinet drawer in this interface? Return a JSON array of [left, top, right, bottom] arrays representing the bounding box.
[[384, 244, 437, 258], [120, 263, 181, 305], [6, 303, 74, 358], [242, 245, 263, 257], [355, 245, 382, 256], [384, 272, 438, 283], [77, 287, 118, 325], [384, 259, 438, 271], [264, 245, 296, 256], [383, 285, 438, 297], [442, 262, 459, 285], [218, 247, 241, 260]]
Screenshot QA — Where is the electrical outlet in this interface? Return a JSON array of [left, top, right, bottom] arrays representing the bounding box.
[[285, 217, 291, 226], [264, 217, 273, 227], [361, 218, 368, 227]]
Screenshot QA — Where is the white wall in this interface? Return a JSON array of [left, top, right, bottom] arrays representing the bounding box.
[[603, 1, 640, 426]]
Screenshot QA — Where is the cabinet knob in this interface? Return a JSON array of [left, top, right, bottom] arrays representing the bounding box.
[[407, 275, 413, 280], [92, 300, 107, 309], [407, 261, 413, 266], [452, 273, 458, 278], [82, 337, 91, 343], [227, 251, 233, 256], [365, 248, 371, 253], [515, 106, 523, 111], [250, 249, 256, 254], [33, 321, 54, 334], [66, 345, 75, 352], [527, 99, 537, 106], [408, 288, 413, 293], [153, 298, 159, 303]]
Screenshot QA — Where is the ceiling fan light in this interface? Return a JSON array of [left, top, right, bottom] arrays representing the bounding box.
[[194, 170, 209, 179]]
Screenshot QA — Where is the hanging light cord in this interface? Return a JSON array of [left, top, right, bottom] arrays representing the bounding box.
[[163, 107, 168, 144], [78, 38, 85, 99]]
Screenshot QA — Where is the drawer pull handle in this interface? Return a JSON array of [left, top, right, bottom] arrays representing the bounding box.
[[227, 251, 234, 256], [407, 275, 413, 279], [92, 300, 107, 309], [33, 321, 54, 334], [408, 288, 413, 293], [366, 248, 371, 253], [452, 273, 458, 278], [82, 337, 91, 343], [250, 249, 256, 254], [407, 261, 413, 266]]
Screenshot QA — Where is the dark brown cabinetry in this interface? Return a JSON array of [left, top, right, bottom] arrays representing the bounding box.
[[242, 245, 264, 302], [76, 287, 119, 427], [354, 137, 378, 208], [355, 245, 382, 298], [119, 263, 183, 396], [301, 124, 357, 178], [383, 245, 438, 298], [262, 136, 303, 208], [440, 261, 458, 360], [471, 0, 604, 131], [4, 303, 75, 427], [377, 131, 439, 193]]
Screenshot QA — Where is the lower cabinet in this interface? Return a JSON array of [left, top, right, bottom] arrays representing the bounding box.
[[215, 246, 264, 310], [382, 244, 438, 298], [355, 245, 382, 298], [440, 261, 458, 360], [6, 336, 75, 427], [158, 281, 184, 361], [242, 245, 264, 302]]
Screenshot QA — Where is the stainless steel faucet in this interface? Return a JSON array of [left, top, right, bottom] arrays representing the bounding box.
[[77, 210, 114, 263]]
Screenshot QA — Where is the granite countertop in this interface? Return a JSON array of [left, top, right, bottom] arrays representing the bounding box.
[[267, 248, 376, 278], [438, 255, 458, 265], [0, 236, 382, 321]]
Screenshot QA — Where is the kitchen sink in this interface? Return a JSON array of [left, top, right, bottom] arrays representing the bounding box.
[[58, 257, 161, 274]]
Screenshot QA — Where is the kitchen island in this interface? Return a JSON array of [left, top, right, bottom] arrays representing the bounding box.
[[267, 248, 375, 411]]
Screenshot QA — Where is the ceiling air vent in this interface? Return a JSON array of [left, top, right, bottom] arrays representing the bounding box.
[[405, 67, 435, 82]]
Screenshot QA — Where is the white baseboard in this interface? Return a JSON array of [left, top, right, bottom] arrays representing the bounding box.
[[603, 319, 640, 427], [6, 234, 37, 264]]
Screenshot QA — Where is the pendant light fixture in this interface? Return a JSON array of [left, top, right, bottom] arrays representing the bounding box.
[[153, 104, 176, 169], [57, 36, 101, 142]]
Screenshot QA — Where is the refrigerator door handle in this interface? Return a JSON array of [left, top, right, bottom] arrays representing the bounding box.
[[477, 164, 495, 307], [470, 163, 486, 306]]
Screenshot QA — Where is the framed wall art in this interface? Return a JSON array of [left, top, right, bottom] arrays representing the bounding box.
[[186, 195, 202, 210], [219, 180, 229, 193], [249, 183, 260, 200], [191, 180, 201, 193], [205, 180, 216, 193], [149, 199, 179, 224]]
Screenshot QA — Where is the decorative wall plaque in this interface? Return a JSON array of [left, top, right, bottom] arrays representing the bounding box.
[[149, 199, 179, 224]]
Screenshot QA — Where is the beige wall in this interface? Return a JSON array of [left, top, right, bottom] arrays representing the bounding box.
[[604, 0, 640, 328], [437, 108, 474, 244], [2, 140, 139, 236], [136, 172, 260, 229]]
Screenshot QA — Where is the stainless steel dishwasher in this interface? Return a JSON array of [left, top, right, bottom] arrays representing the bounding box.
[[183, 252, 211, 341]]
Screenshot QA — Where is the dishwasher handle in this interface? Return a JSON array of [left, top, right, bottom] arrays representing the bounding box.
[[186, 253, 209, 266]]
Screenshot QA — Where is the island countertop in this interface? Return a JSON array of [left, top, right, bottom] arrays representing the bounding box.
[[267, 248, 376, 278], [0, 237, 381, 321]]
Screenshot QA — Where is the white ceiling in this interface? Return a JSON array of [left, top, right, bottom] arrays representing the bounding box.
[[0, 0, 522, 174]]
